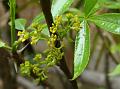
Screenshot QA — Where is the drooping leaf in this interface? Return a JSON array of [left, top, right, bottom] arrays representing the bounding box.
[[9, 18, 27, 30], [52, 0, 73, 17], [88, 13, 120, 34], [72, 21, 90, 80], [109, 64, 120, 76], [84, 0, 98, 17]]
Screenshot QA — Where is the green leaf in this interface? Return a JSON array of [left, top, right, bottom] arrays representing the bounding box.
[[88, 13, 120, 34], [0, 40, 5, 48], [52, 0, 73, 17], [15, 19, 27, 30], [109, 64, 120, 76], [72, 21, 90, 80], [9, 18, 27, 30], [0, 40, 11, 50], [84, 0, 98, 17], [32, 13, 45, 23], [99, 1, 120, 9]]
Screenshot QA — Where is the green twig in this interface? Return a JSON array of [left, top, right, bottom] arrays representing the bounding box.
[[9, 0, 16, 52]]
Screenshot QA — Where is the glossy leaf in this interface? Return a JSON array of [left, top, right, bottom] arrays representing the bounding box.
[[89, 13, 120, 34], [9, 18, 27, 30], [72, 21, 90, 80], [84, 0, 98, 17], [109, 64, 120, 76], [52, 0, 73, 17]]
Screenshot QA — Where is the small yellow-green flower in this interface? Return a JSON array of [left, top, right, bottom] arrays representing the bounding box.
[[33, 54, 42, 62]]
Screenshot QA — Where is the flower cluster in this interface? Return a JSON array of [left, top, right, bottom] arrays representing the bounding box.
[[20, 46, 64, 82], [19, 13, 81, 83], [20, 54, 47, 82], [20, 61, 31, 77], [47, 16, 62, 47], [17, 30, 30, 42], [66, 13, 81, 32], [17, 23, 47, 45], [44, 47, 64, 67]]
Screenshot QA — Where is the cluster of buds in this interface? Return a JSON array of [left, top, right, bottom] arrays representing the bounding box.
[[66, 13, 81, 32], [20, 61, 31, 77], [20, 53, 47, 82], [19, 13, 81, 83], [48, 16, 62, 47], [17, 22, 47, 45], [30, 23, 46, 44], [45, 47, 64, 67], [17, 30, 30, 42]]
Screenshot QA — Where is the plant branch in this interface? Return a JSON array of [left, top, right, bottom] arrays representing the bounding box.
[[40, 0, 78, 89], [40, 0, 53, 32], [9, 0, 16, 52]]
